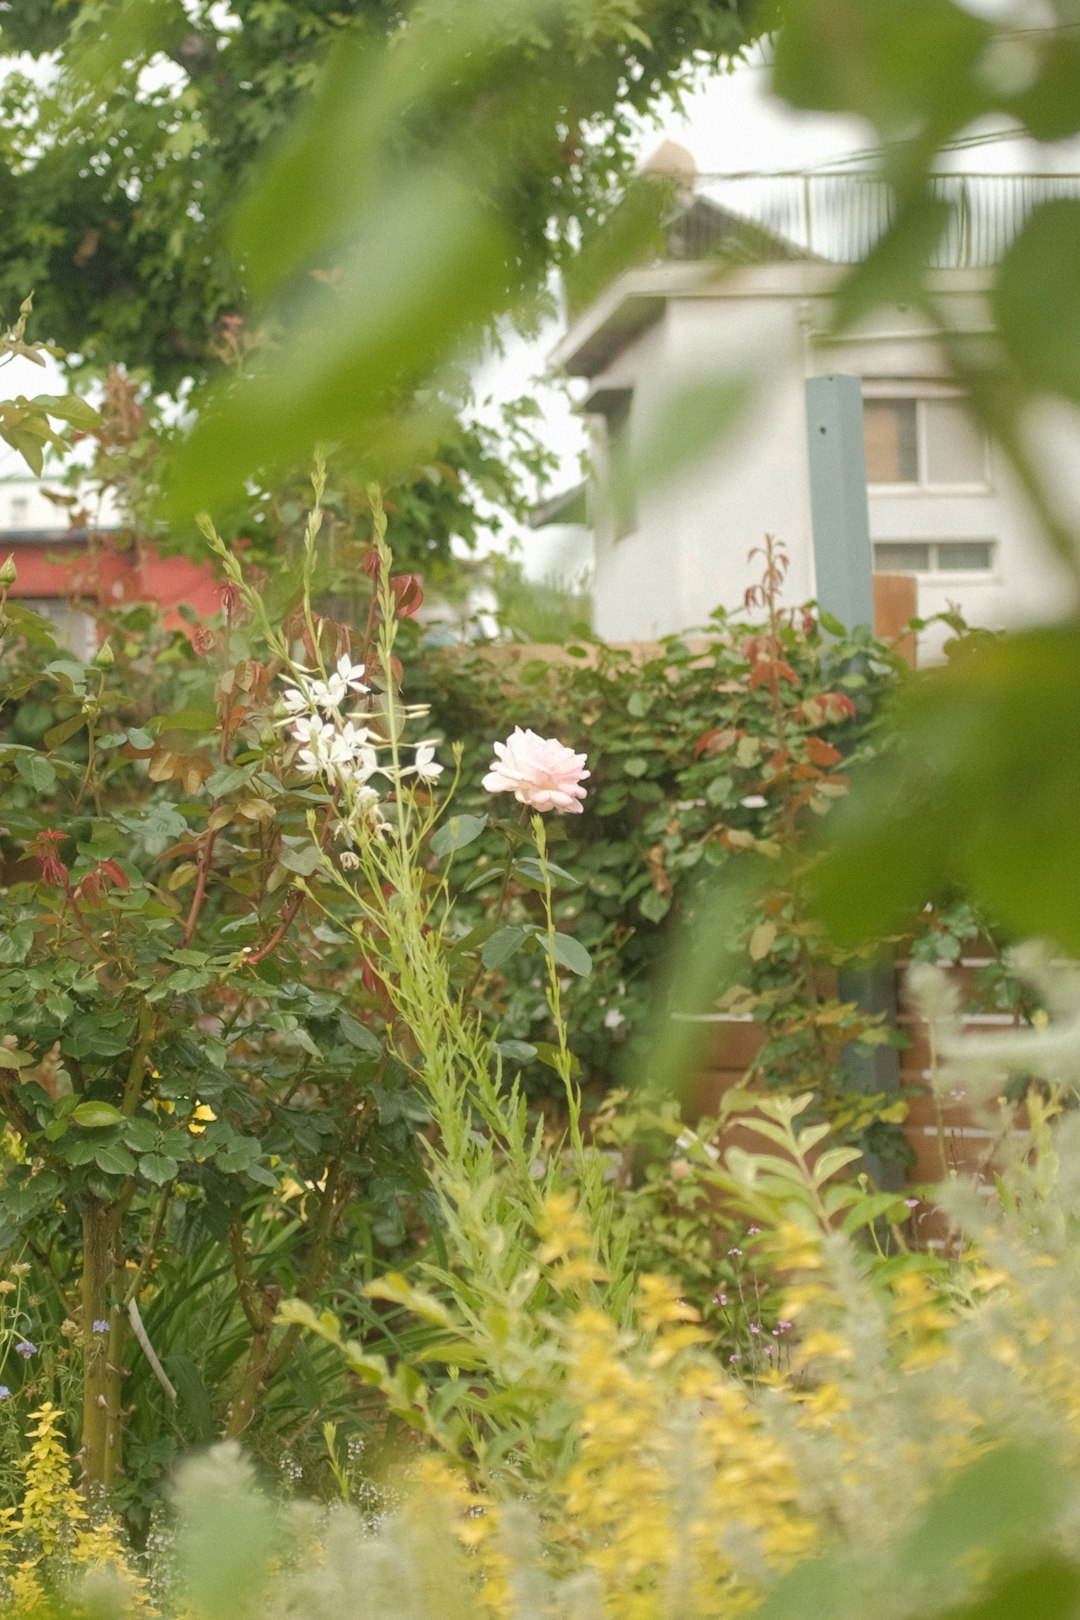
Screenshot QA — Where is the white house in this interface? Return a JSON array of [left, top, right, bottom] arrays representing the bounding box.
[[547, 149, 1080, 658]]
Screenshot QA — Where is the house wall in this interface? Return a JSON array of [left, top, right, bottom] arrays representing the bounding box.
[[579, 265, 1079, 653]]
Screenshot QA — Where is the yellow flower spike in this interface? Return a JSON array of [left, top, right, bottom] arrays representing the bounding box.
[[795, 1329, 854, 1364], [767, 1220, 824, 1272], [637, 1272, 702, 1333]]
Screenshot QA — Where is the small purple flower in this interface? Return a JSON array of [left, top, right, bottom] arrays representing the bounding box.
[[904, 1198, 920, 1210], [749, 1322, 761, 1334], [763, 1344, 774, 1355], [14, 1341, 36, 1359], [92, 1320, 110, 1334], [729, 1352, 740, 1363], [727, 1247, 742, 1257], [775, 1320, 793, 1336], [747, 1226, 761, 1235], [0, 1386, 10, 1400], [714, 1291, 728, 1306]]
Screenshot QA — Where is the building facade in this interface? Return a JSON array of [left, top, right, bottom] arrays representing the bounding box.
[[549, 163, 1080, 657]]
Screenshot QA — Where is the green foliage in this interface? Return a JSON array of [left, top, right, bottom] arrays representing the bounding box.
[[813, 624, 1080, 955], [0, 0, 755, 573], [763, 0, 1080, 962], [0, 0, 753, 387], [0, 296, 99, 476], [411, 544, 908, 1124], [0, 466, 446, 1508]]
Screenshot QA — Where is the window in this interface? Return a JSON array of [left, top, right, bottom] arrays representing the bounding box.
[[873, 540, 995, 574], [585, 384, 637, 540], [863, 395, 986, 487], [21, 598, 96, 658]]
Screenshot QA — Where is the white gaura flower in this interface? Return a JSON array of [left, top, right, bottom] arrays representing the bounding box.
[[333, 653, 369, 694], [291, 716, 378, 783], [412, 742, 444, 783], [280, 685, 310, 716], [342, 747, 379, 786], [311, 655, 369, 711], [336, 720, 374, 759], [291, 715, 339, 776], [279, 655, 369, 719]]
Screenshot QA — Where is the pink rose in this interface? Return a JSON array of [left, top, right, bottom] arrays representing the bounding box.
[[482, 727, 590, 814]]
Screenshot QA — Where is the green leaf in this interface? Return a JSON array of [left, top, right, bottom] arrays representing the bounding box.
[[430, 813, 488, 858], [338, 1013, 382, 1056], [532, 1041, 582, 1077], [951, 1561, 1080, 1620], [15, 752, 57, 792], [622, 756, 648, 778], [29, 393, 101, 428], [2, 427, 44, 475], [512, 856, 580, 889], [206, 763, 256, 796], [638, 888, 671, 924], [812, 625, 1080, 953], [163, 707, 219, 733], [72, 1101, 125, 1129], [546, 932, 592, 977], [92, 1141, 138, 1177], [164, 165, 512, 517], [277, 844, 322, 876], [43, 714, 87, 749], [0, 1047, 33, 1069], [995, 199, 1080, 406], [495, 1039, 537, 1064], [139, 1152, 179, 1186], [481, 925, 532, 970], [621, 374, 753, 506]]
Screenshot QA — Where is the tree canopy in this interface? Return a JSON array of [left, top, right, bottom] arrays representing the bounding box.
[[0, 1, 753, 389]]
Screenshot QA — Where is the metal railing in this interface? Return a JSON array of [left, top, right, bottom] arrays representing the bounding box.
[[667, 171, 1080, 268]]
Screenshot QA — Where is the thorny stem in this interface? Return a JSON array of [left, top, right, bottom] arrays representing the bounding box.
[[246, 889, 305, 967], [122, 1187, 171, 1309], [121, 1003, 155, 1116]]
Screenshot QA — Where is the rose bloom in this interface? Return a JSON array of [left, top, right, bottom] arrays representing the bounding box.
[[482, 727, 589, 814]]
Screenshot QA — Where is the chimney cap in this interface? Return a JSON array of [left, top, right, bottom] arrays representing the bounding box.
[[638, 139, 697, 182]]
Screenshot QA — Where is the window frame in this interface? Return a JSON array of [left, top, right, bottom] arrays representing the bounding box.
[[861, 382, 990, 494], [872, 539, 998, 578]]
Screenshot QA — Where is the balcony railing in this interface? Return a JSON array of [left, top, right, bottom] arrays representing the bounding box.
[[667, 171, 1080, 269]]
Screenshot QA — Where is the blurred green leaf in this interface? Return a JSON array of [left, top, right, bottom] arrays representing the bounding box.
[[233, 0, 556, 301], [619, 374, 752, 507], [771, 0, 990, 137], [812, 625, 1080, 952], [165, 169, 511, 516], [946, 1561, 1080, 1620], [994, 200, 1080, 406]]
